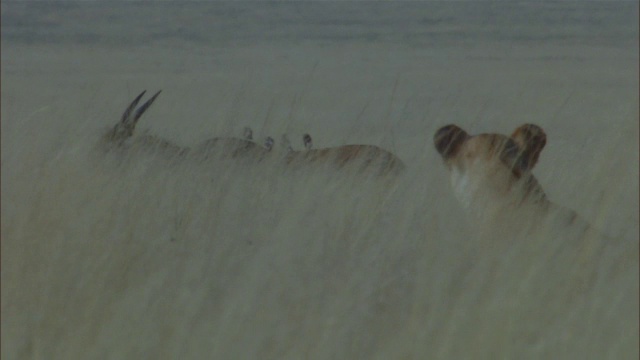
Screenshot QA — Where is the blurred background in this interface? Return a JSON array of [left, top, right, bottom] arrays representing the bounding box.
[[2, 2, 638, 359]]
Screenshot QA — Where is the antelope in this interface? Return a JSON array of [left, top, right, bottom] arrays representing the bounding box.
[[282, 133, 405, 176], [101, 90, 182, 155], [433, 123, 594, 231], [193, 126, 274, 161], [103, 90, 274, 160]]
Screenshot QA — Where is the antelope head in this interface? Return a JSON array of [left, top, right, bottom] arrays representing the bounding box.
[[108, 90, 162, 144]]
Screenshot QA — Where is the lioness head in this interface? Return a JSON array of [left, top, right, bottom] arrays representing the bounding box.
[[434, 124, 548, 219]]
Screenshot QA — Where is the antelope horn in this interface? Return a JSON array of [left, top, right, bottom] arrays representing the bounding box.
[[120, 90, 147, 125], [132, 90, 162, 125]]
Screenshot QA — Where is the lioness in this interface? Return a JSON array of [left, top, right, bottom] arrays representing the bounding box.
[[433, 123, 590, 231]]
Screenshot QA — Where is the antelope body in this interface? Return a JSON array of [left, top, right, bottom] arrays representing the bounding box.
[[103, 90, 274, 160], [283, 134, 405, 176], [193, 127, 274, 161], [104, 90, 404, 175]]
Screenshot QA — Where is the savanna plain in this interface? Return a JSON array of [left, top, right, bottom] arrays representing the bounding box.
[[2, 2, 638, 359]]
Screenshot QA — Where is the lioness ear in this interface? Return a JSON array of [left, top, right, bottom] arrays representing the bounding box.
[[434, 125, 468, 159], [510, 124, 546, 171]]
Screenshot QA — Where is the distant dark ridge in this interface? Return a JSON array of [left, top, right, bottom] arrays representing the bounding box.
[[2, 2, 637, 48]]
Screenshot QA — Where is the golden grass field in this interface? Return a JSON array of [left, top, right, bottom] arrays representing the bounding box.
[[2, 2, 638, 359]]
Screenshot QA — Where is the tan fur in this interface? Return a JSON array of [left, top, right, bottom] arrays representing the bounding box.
[[433, 124, 585, 228], [285, 134, 405, 176], [433, 124, 616, 301]]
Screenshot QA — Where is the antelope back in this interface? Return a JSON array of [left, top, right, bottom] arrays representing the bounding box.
[[286, 134, 405, 176]]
